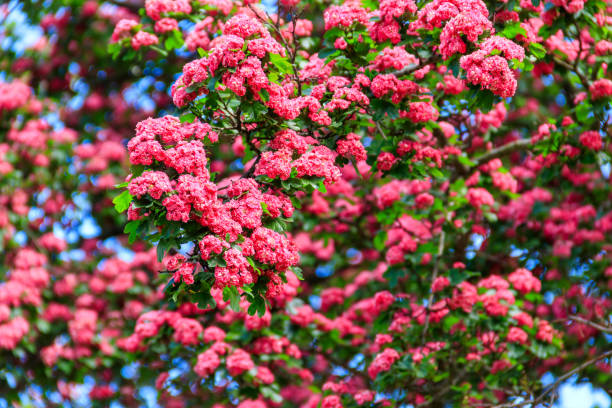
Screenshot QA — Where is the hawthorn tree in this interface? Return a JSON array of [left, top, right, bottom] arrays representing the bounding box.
[[1, 0, 612, 407]]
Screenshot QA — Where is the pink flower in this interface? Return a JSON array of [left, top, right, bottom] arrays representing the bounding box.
[[321, 395, 343, 408], [68, 309, 97, 345], [248, 227, 299, 271], [255, 366, 275, 384], [199, 236, 229, 260], [368, 348, 400, 379], [131, 31, 159, 50], [354, 390, 375, 405], [0, 81, 31, 111], [337, 133, 367, 162], [173, 262, 196, 285], [431, 276, 450, 292], [128, 171, 173, 200], [402, 102, 439, 123], [439, 12, 493, 59], [171, 318, 203, 345], [536, 320, 554, 343], [466, 187, 495, 208], [226, 348, 255, 376], [374, 291, 395, 312], [154, 18, 179, 33], [371, 46, 418, 71], [293, 145, 341, 186], [479, 36, 525, 61], [145, 0, 191, 21], [460, 51, 517, 98], [163, 195, 191, 223], [155, 372, 169, 390], [111, 19, 138, 43], [324, 5, 369, 30], [377, 152, 396, 171], [491, 359, 511, 374], [579, 131, 603, 150], [0, 317, 29, 349], [551, 0, 585, 13], [507, 327, 528, 344], [194, 349, 220, 377], [508, 268, 541, 294], [223, 15, 268, 39], [254, 149, 293, 180], [492, 172, 517, 193], [203, 326, 226, 343], [512, 312, 534, 328], [334, 37, 348, 49]]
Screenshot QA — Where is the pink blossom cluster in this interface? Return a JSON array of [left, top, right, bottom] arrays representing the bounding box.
[[171, 15, 284, 107], [254, 129, 341, 186], [323, 5, 369, 31], [439, 11, 492, 59], [128, 118, 306, 297], [337, 133, 367, 162], [460, 36, 524, 98], [0, 80, 31, 111], [371, 46, 419, 72], [413, 0, 490, 31], [369, 0, 417, 44], [145, 0, 192, 21]]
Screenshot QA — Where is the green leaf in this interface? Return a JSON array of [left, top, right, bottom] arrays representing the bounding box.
[[151, 45, 169, 56], [473, 89, 497, 112], [191, 291, 216, 310], [261, 386, 283, 403], [259, 88, 270, 103], [318, 48, 338, 59], [429, 167, 444, 179], [269, 53, 293, 74], [323, 27, 344, 41], [371, 99, 399, 120], [164, 30, 184, 50], [180, 113, 196, 123], [292, 266, 303, 280], [207, 76, 219, 92], [113, 190, 132, 213], [223, 286, 241, 312], [374, 230, 387, 251], [247, 293, 267, 316], [449, 268, 467, 285], [261, 202, 272, 217], [457, 155, 476, 167], [316, 180, 327, 193], [384, 267, 406, 288], [57, 360, 72, 374], [36, 319, 50, 333], [484, 211, 498, 223], [124, 220, 142, 244], [361, 0, 378, 10], [157, 243, 166, 263], [499, 22, 527, 39], [246, 257, 261, 274], [575, 102, 592, 122], [529, 42, 546, 59]]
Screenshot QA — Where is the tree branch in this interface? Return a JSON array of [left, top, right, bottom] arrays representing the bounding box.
[[568, 315, 612, 334], [391, 56, 441, 77], [421, 229, 445, 342], [472, 139, 532, 166], [491, 349, 612, 408]]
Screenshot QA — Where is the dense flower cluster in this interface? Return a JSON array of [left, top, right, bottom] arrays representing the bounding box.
[[0, 80, 31, 111], [3, 0, 612, 407]]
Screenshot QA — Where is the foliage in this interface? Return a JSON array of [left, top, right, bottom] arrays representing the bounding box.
[[0, 0, 612, 407]]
